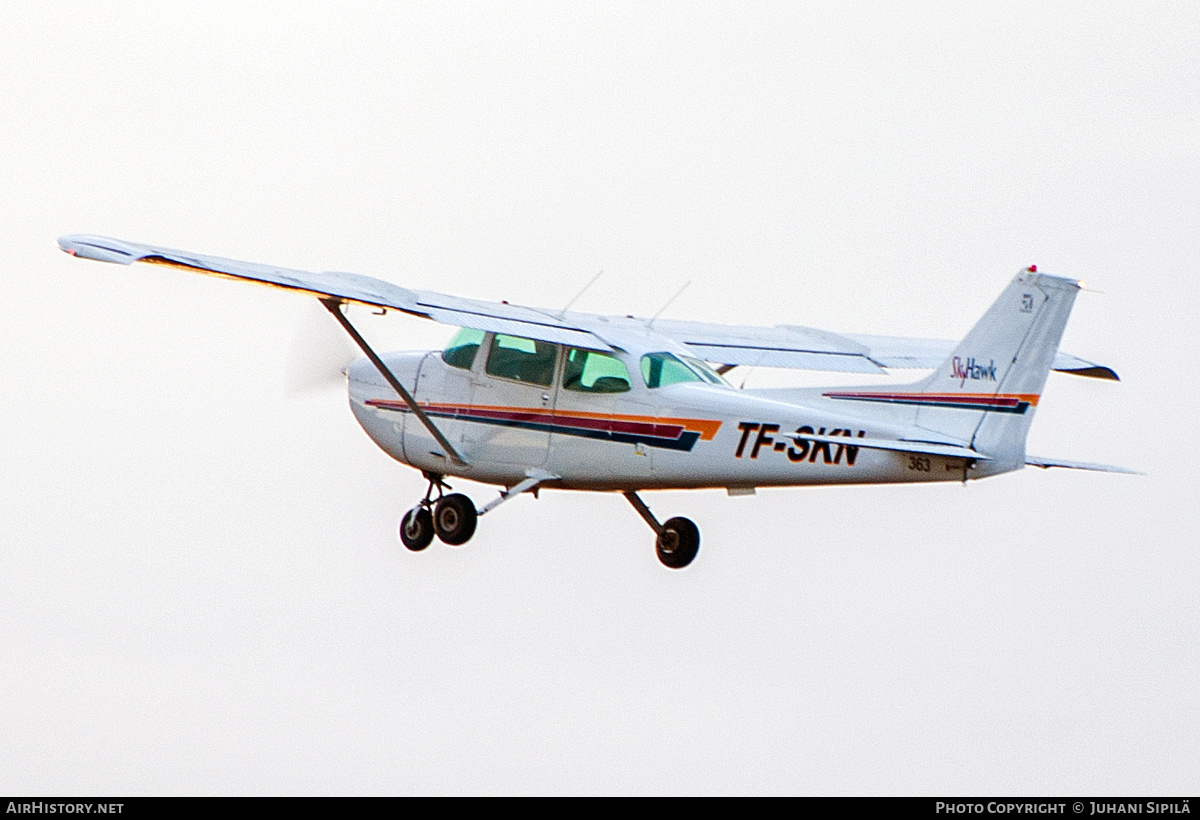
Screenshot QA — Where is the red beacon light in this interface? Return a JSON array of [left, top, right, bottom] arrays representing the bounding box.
[[1029, 265, 1038, 272]]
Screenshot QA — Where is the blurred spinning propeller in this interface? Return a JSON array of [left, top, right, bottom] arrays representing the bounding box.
[[284, 299, 359, 396]]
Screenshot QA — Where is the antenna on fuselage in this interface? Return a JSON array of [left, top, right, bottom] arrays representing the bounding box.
[[557, 270, 603, 319], [647, 280, 691, 328]]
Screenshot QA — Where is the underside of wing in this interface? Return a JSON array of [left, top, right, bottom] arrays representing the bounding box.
[[650, 319, 886, 374], [58, 234, 612, 351]]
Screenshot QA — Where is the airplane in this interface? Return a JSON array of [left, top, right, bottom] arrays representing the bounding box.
[[58, 234, 1136, 568]]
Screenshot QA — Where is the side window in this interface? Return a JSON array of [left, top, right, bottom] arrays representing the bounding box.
[[563, 348, 631, 393], [485, 334, 559, 387], [441, 327, 485, 370], [640, 352, 702, 388]]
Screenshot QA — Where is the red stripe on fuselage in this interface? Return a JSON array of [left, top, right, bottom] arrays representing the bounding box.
[[364, 400, 713, 441], [823, 391, 1039, 409]]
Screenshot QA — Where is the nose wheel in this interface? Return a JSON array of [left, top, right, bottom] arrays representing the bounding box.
[[398, 474, 478, 551], [655, 516, 700, 569]]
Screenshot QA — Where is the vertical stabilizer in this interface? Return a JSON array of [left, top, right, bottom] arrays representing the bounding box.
[[911, 268, 1082, 469], [823, 268, 1082, 474]]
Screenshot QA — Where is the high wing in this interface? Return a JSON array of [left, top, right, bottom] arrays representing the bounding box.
[[652, 321, 1118, 380], [59, 234, 1116, 379], [58, 234, 613, 351]]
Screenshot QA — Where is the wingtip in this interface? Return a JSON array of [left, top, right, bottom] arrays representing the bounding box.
[[57, 234, 141, 265]]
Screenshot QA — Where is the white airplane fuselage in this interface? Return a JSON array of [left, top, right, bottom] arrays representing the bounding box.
[[347, 348, 1011, 493]]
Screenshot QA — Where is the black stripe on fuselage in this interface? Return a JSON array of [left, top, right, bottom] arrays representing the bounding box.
[[367, 402, 703, 452]]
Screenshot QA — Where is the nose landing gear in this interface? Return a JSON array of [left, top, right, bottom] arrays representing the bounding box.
[[655, 516, 700, 569], [398, 473, 478, 550], [624, 491, 700, 569]]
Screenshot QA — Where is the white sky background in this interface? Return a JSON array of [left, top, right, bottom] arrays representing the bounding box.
[[1, 1, 1197, 795]]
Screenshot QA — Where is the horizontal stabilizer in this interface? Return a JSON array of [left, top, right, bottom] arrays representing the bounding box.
[[797, 432, 991, 461], [1050, 363, 1120, 381], [1025, 456, 1142, 475]]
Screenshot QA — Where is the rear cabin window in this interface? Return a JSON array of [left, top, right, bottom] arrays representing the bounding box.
[[441, 327, 485, 370], [485, 334, 559, 387], [562, 348, 631, 393]]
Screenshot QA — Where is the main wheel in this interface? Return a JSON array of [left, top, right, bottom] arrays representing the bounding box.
[[433, 493, 477, 546], [656, 516, 700, 569], [399, 506, 434, 552]]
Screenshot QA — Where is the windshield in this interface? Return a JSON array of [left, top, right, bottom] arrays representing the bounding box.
[[640, 352, 729, 388]]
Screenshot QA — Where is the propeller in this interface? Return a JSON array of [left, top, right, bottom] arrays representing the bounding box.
[[284, 298, 359, 396]]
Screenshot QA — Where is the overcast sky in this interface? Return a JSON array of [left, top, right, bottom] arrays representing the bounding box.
[[2, 1, 1197, 795]]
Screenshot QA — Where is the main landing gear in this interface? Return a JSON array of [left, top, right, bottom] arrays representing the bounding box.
[[399, 476, 700, 570], [399, 474, 477, 551], [624, 491, 700, 569], [398, 469, 556, 554]]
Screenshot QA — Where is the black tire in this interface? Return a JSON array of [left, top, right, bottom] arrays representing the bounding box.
[[399, 506, 434, 552], [433, 493, 478, 546], [656, 516, 700, 569]]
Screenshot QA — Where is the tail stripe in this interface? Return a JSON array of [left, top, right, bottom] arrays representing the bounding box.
[[824, 391, 1039, 414]]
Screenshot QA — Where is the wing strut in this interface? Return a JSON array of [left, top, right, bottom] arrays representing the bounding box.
[[319, 298, 468, 466]]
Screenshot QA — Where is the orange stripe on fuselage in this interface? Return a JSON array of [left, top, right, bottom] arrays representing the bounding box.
[[394, 401, 723, 441], [915, 393, 1040, 405]]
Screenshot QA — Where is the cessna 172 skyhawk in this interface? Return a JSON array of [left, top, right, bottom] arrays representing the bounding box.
[[59, 234, 1133, 568]]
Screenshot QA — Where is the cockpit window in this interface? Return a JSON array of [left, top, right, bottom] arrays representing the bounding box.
[[679, 354, 730, 386], [563, 348, 631, 393], [640, 352, 729, 388], [640, 352, 699, 388], [485, 334, 558, 387], [442, 327, 485, 370]]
